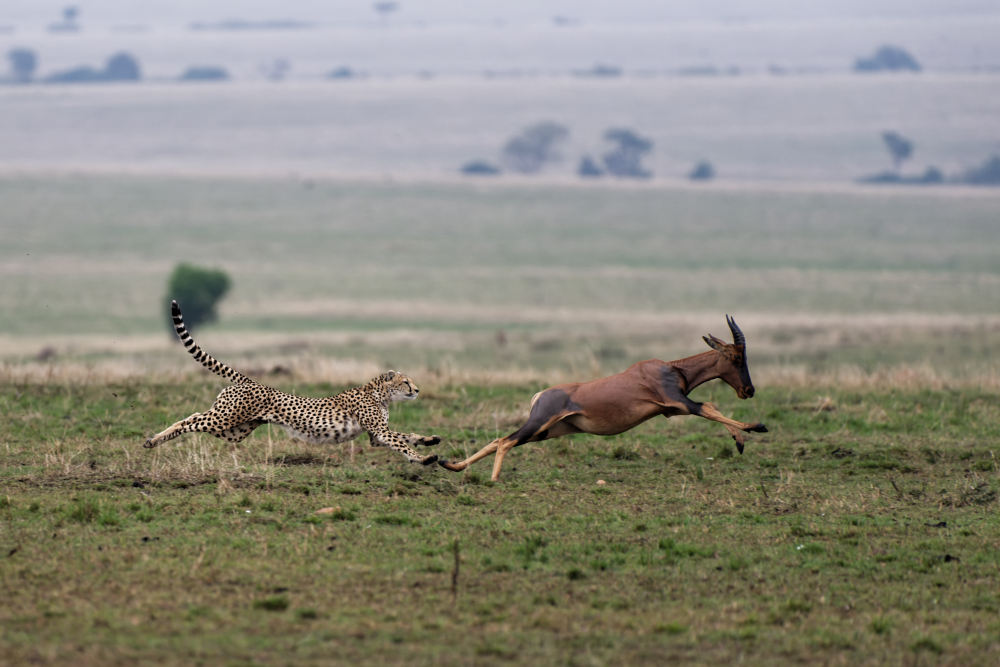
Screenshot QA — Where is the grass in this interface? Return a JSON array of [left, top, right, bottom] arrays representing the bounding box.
[[2, 377, 999, 664], [2, 174, 999, 339]]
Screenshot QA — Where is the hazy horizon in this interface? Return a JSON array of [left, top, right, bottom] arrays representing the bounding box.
[[4, 0, 1000, 26], [2, 0, 999, 182]]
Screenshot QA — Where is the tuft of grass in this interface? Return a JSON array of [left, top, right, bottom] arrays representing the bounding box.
[[911, 636, 944, 655], [658, 538, 714, 563], [610, 445, 640, 461], [870, 616, 893, 635], [655, 622, 688, 636], [65, 495, 101, 523], [372, 514, 417, 526], [253, 596, 290, 612]]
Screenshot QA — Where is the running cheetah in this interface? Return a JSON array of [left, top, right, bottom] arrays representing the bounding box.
[[143, 301, 441, 465]]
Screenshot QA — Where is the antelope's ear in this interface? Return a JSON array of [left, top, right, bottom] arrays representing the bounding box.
[[703, 334, 728, 352]]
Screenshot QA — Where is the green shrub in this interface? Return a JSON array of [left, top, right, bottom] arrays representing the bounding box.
[[165, 263, 231, 333]]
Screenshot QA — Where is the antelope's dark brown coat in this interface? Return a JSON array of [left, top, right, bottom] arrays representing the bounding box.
[[440, 316, 766, 481]]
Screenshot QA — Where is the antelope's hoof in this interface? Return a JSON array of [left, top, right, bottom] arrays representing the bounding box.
[[418, 454, 439, 466], [437, 459, 463, 472], [751, 423, 768, 433], [735, 441, 745, 455]]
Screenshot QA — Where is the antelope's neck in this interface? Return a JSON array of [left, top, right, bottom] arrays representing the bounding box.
[[669, 351, 720, 393]]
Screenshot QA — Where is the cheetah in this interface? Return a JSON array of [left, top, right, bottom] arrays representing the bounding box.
[[143, 300, 441, 465]]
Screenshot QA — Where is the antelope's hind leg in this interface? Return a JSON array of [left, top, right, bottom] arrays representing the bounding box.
[[439, 388, 581, 480], [438, 438, 502, 473]]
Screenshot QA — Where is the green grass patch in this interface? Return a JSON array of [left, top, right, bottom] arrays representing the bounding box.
[[1, 380, 999, 664]]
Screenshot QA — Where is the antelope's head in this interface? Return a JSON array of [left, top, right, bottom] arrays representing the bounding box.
[[703, 315, 755, 399]]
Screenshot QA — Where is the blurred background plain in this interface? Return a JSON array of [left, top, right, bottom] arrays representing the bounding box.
[[1, 1, 998, 384]]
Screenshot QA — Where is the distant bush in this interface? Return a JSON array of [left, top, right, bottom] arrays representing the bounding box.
[[165, 263, 232, 333], [920, 166, 944, 184], [857, 167, 943, 186], [882, 131, 913, 171], [46, 51, 142, 84], [327, 66, 357, 80], [7, 47, 37, 83], [573, 63, 621, 78], [105, 52, 141, 80], [678, 65, 740, 77], [688, 161, 715, 181], [577, 155, 603, 178], [48, 6, 80, 33], [857, 171, 901, 184], [858, 131, 942, 186], [959, 155, 1000, 185], [854, 45, 921, 72], [261, 58, 290, 81], [180, 66, 229, 81], [602, 128, 653, 179], [501, 121, 569, 174], [45, 66, 105, 84], [460, 160, 501, 176]]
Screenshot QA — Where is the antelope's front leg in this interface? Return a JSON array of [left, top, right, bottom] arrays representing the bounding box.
[[698, 403, 768, 454]]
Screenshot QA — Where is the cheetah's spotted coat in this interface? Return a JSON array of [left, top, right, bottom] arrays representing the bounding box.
[[144, 301, 440, 465]]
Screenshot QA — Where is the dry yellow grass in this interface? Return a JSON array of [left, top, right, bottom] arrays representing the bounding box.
[[3, 311, 997, 390]]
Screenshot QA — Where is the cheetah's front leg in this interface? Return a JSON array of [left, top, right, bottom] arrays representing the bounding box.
[[367, 428, 440, 465]]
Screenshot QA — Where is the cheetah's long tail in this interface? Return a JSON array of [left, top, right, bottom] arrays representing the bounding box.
[[170, 300, 249, 384]]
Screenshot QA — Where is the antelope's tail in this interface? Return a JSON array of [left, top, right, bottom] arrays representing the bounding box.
[[170, 300, 248, 384]]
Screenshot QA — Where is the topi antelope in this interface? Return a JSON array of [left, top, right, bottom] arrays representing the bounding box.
[[439, 315, 767, 481]]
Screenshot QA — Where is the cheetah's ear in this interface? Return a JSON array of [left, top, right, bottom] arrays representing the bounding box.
[[385, 370, 398, 379]]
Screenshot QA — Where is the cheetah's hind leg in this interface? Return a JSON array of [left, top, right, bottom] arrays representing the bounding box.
[[217, 419, 265, 444], [144, 411, 253, 448], [144, 413, 202, 448]]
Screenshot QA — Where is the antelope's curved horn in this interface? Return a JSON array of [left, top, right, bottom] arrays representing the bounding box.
[[726, 315, 746, 347]]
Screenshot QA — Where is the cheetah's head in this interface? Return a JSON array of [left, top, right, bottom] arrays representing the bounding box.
[[380, 370, 420, 402]]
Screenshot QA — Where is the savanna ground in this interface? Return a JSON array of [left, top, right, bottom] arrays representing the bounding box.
[[1, 174, 999, 664], [2, 379, 999, 665]]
